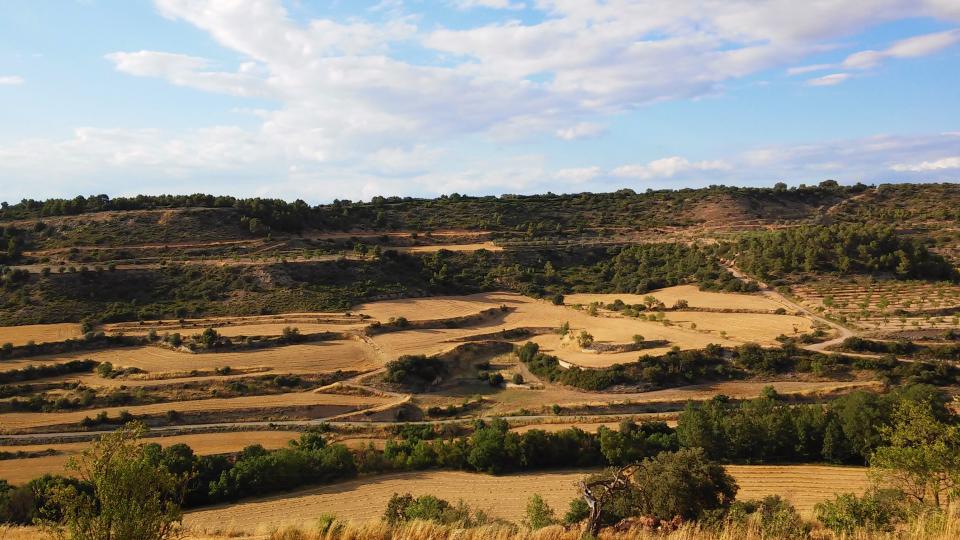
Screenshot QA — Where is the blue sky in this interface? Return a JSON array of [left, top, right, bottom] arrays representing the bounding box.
[[1, 0, 958, 203]]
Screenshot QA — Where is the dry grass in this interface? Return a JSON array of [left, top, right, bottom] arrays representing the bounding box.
[[0, 323, 82, 347], [6, 517, 960, 540], [182, 466, 868, 534], [0, 392, 395, 432], [0, 431, 301, 483], [566, 285, 789, 312]]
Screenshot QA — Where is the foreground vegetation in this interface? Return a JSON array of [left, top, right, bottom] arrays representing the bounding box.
[[3, 384, 959, 538]]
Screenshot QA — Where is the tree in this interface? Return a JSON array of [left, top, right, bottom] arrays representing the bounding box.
[[624, 448, 737, 521], [199, 328, 219, 348], [869, 398, 960, 507], [524, 494, 556, 530], [44, 422, 186, 540], [579, 449, 736, 537], [577, 330, 594, 348]]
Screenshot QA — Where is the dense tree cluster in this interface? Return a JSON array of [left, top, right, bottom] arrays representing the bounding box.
[[676, 385, 948, 464], [732, 224, 958, 281], [0, 225, 27, 264], [383, 354, 448, 388]]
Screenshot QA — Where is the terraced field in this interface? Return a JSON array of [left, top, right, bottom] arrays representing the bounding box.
[[0, 431, 301, 483], [0, 391, 394, 432], [0, 323, 82, 346], [790, 278, 960, 333], [1, 340, 379, 377], [566, 285, 790, 312]]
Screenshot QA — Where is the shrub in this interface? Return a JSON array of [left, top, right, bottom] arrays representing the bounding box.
[[524, 494, 556, 530], [814, 489, 905, 534]]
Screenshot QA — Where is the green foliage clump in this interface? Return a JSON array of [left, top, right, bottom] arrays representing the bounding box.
[[383, 354, 448, 388], [734, 223, 958, 281]]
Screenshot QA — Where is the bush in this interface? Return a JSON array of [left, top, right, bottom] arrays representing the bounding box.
[[384, 355, 448, 387], [383, 493, 487, 527], [814, 489, 905, 534], [524, 494, 556, 529], [727, 496, 810, 540]]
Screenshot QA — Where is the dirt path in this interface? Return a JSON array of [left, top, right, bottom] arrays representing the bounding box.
[[723, 261, 855, 352]]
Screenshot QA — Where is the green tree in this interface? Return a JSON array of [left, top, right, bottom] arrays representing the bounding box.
[[45, 423, 186, 540], [623, 448, 737, 521], [869, 398, 960, 507], [523, 494, 556, 530]]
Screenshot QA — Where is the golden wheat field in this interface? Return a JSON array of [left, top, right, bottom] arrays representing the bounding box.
[[359, 291, 814, 368], [182, 465, 868, 533], [112, 322, 366, 338], [0, 431, 302, 483], [0, 392, 395, 432], [0, 323, 82, 347], [1, 340, 379, 376], [354, 295, 506, 322], [566, 285, 790, 312], [421, 379, 880, 417]]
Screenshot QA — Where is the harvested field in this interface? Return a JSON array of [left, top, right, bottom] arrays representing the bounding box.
[[183, 465, 868, 532], [395, 242, 502, 253], [360, 291, 813, 367], [0, 392, 395, 432], [662, 311, 812, 344], [102, 312, 364, 334], [0, 431, 300, 484], [566, 285, 789, 312], [429, 379, 881, 416], [1, 340, 379, 377], [0, 323, 82, 347], [354, 295, 504, 322], [510, 421, 620, 433], [113, 323, 365, 338]]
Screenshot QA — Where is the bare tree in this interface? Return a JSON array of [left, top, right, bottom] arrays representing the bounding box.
[[579, 464, 638, 538]]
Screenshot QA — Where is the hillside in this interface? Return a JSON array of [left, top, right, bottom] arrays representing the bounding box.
[[2, 181, 960, 539]]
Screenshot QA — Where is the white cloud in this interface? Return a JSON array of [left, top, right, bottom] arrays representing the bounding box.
[[787, 63, 834, 75], [4, 0, 960, 201], [555, 166, 601, 182], [612, 157, 731, 180], [555, 122, 606, 140], [0, 75, 24, 85], [789, 28, 960, 80], [846, 29, 960, 70], [891, 156, 960, 171], [106, 51, 269, 97], [806, 73, 851, 86], [454, 0, 525, 9]]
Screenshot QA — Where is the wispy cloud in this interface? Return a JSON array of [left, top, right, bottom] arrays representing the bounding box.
[[0, 75, 24, 86], [790, 28, 960, 82], [806, 73, 851, 86]]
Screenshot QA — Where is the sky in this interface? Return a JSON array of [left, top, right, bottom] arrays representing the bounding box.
[[0, 0, 959, 204]]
